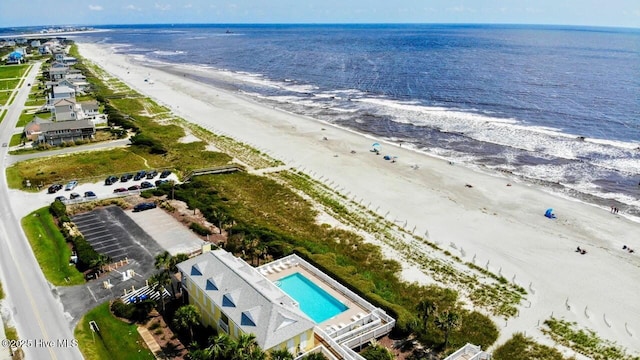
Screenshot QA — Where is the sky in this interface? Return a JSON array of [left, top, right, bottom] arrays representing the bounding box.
[[1, 0, 639, 29]]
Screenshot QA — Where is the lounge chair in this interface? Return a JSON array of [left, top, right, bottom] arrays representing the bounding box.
[[272, 264, 283, 272]]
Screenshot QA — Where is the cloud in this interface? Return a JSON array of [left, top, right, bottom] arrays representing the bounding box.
[[125, 4, 141, 11], [88, 5, 103, 11], [184, 4, 193, 9], [155, 3, 171, 11]]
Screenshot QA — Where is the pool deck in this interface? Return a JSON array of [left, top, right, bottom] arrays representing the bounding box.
[[262, 262, 368, 330]]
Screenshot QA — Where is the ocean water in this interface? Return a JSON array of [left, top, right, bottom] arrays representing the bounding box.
[[76, 24, 640, 217]]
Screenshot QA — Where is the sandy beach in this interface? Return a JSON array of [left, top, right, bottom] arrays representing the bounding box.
[[77, 42, 640, 354]]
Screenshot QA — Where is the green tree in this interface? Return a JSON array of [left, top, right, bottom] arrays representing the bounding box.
[[269, 348, 294, 360], [149, 271, 170, 314], [154, 251, 172, 272], [208, 333, 232, 360], [435, 310, 461, 350], [234, 333, 265, 360], [416, 299, 437, 332], [173, 305, 201, 342], [361, 340, 394, 360]]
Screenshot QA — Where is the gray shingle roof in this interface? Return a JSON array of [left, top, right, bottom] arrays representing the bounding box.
[[178, 250, 316, 350], [40, 119, 94, 132]]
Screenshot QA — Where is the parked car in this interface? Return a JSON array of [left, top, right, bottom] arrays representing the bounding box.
[[48, 184, 63, 193], [69, 192, 81, 199], [55, 195, 66, 202], [155, 179, 169, 187], [146, 170, 158, 179], [120, 173, 133, 182], [140, 181, 154, 189], [133, 202, 156, 212], [113, 187, 128, 193], [134, 170, 147, 181], [64, 180, 78, 191], [159, 170, 172, 178], [105, 175, 118, 185], [127, 185, 141, 191], [84, 191, 97, 198]]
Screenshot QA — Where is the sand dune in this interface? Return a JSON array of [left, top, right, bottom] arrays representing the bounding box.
[[78, 42, 640, 354]]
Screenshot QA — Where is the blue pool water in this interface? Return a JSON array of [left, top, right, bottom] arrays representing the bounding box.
[[276, 272, 348, 323]]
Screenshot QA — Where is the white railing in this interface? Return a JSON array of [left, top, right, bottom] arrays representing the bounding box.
[[444, 343, 491, 360], [314, 326, 366, 360], [294, 346, 338, 360]]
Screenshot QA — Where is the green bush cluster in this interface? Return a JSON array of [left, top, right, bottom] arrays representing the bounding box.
[[493, 333, 570, 360], [189, 222, 212, 236], [49, 201, 105, 272], [130, 132, 167, 154], [104, 103, 138, 131], [110, 299, 154, 323]]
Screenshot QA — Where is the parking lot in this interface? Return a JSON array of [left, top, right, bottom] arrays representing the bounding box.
[[127, 207, 205, 255], [71, 206, 164, 262]]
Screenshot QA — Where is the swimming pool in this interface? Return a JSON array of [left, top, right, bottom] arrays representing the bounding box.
[[276, 272, 348, 323]]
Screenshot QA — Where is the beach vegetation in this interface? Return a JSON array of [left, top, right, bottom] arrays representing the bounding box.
[[75, 301, 155, 360], [543, 318, 639, 360], [21, 207, 84, 286], [67, 44, 502, 355], [493, 333, 571, 360]]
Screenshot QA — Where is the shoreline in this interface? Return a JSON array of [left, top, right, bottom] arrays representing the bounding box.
[[77, 41, 640, 353], [141, 56, 640, 223]]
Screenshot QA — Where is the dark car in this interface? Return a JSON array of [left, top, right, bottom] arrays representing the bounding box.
[[133, 202, 157, 212], [55, 195, 66, 202], [84, 191, 97, 198], [127, 185, 141, 191], [69, 192, 81, 199], [140, 181, 154, 189], [134, 170, 147, 181], [105, 175, 118, 185], [120, 173, 133, 182], [159, 170, 171, 179], [113, 187, 128, 193], [155, 179, 169, 187], [48, 184, 63, 193], [146, 170, 158, 179]]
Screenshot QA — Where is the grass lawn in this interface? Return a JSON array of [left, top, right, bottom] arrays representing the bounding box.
[[0, 110, 5, 123], [75, 302, 155, 360], [17, 110, 34, 127], [21, 207, 85, 286], [6, 148, 171, 189], [0, 64, 28, 80], [0, 90, 11, 105], [0, 79, 20, 90], [9, 133, 23, 147]]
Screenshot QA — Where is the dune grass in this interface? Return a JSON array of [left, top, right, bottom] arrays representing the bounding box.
[[21, 207, 84, 286], [75, 302, 154, 360]]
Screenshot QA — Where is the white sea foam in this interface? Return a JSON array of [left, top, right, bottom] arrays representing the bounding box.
[[152, 50, 186, 56]]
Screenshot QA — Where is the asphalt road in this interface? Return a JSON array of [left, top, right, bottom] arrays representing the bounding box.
[[0, 63, 84, 359]]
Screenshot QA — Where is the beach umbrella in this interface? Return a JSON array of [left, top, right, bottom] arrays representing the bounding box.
[[544, 208, 554, 218]]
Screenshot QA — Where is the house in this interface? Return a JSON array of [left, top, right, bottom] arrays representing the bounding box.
[[23, 118, 51, 141], [7, 51, 24, 64], [178, 250, 317, 354], [50, 85, 76, 103], [47, 66, 69, 81], [80, 100, 99, 118], [54, 53, 77, 65], [30, 40, 41, 47], [52, 98, 82, 121], [37, 119, 95, 145], [178, 250, 395, 359]]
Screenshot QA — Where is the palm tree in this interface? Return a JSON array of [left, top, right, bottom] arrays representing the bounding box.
[[434, 310, 460, 350], [416, 299, 437, 331], [173, 305, 201, 342], [170, 253, 190, 272], [269, 348, 294, 360], [89, 254, 111, 272], [208, 333, 232, 360], [154, 251, 173, 272], [149, 271, 170, 313], [234, 333, 264, 360]]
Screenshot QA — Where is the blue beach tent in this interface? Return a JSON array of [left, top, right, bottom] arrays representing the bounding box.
[[544, 208, 556, 219]]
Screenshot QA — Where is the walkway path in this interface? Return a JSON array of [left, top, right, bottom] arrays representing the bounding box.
[[137, 326, 165, 359]]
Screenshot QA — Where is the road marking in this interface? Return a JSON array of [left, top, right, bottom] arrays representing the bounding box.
[[86, 286, 98, 302]]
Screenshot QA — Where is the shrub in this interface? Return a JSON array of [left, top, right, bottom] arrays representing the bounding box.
[[189, 222, 212, 236], [72, 235, 100, 271], [49, 200, 67, 218]]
